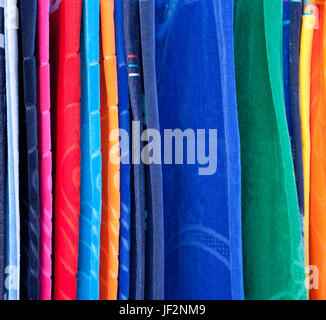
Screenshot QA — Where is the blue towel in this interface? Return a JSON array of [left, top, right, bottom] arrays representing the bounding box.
[[0, 0, 6, 301], [18, 0, 39, 300], [77, 0, 102, 300], [290, 0, 305, 239], [283, 0, 291, 134], [4, 0, 20, 300], [123, 0, 146, 300], [139, 0, 164, 300], [115, 0, 131, 301], [156, 0, 244, 299]]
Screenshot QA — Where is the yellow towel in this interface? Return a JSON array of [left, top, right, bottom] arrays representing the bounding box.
[[300, 5, 316, 297]]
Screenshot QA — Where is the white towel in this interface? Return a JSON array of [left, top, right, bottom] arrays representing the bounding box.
[[4, 0, 20, 300]]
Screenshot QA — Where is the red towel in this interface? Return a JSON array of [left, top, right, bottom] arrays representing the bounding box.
[[50, 0, 82, 300]]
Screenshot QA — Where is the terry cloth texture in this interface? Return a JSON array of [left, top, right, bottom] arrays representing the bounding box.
[[38, 0, 52, 301], [284, 0, 291, 133], [0, 0, 6, 301], [52, 0, 82, 300], [300, 1, 316, 273], [77, 0, 102, 301], [4, 0, 20, 300], [289, 0, 304, 241], [309, 2, 326, 301], [156, 0, 244, 299], [99, 0, 120, 301], [123, 0, 145, 300], [18, 0, 40, 300], [139, 0, 164, 300], [114, 0, 131, 301], [234, 0, 306, 300]]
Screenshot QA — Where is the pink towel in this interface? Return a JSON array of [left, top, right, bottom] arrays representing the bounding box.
[[38, 0, 52, 300]]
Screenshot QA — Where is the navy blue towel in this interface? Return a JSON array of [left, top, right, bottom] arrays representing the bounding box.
[[139, 0, 164, 300], [156, 0, 244, 299], [18, 0, 39, 300], [290, 0, 304, 238], [115, 0, 131, 300], [283, 0, 291, 134], [0, 0, 6, 301], [123, 0, 145, 300]]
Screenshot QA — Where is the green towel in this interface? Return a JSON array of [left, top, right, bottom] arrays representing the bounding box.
[[234, 0, 306, 300]]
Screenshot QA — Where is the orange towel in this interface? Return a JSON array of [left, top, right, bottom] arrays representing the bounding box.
[[310, 2, 326, 300], [99, 0, 120, 300]]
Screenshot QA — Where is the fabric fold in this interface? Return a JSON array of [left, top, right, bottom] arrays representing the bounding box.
[[284, 0, 291, 133], [77, 0, 102, 300], [156, 0, 243, 299], [309, 1, 326, 300], [4, 0, 20, 300], [51, 0, 82, 300], [289, 0, 305, 242], [114, 0, 131, 301], [234, 0, 306, 300], [0, 0, 6, 301], [139, 0, 164, 300], [18, 0, 40, 300], [99, 0, 120, 300], [123, 0, 146, 300], [38, 0, 52, 300], [300, 0, 316, 274]]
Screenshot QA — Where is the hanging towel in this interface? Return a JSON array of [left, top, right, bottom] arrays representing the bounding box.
[[0, 0, 6, 301], [156, 0, 244, 299], [99, 0, 120, 300], [114, 0, 131, 301], [290, 0, 305, 242], [77, 0, 102, 301], [234, 0, 306, 300], [51, 0, 82, 300], [123, 0, 145, 300], [300, 0, 316, 275], [309, 1, 326, 301], [18, 0, 39, 300], [4, 0, 20, 300], [38, 0, 52, 301], [284, 0, 291, 133], [139, 0, 164, 301]]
